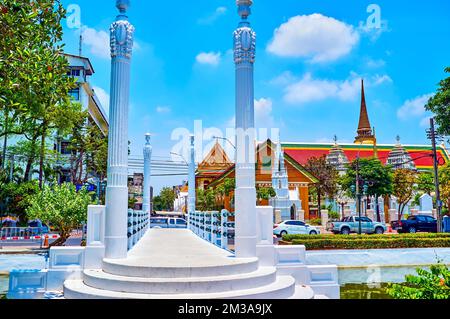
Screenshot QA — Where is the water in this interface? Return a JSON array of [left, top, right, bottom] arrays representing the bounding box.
[[341, 283, 393, 299], [0, 254, 47, 299]]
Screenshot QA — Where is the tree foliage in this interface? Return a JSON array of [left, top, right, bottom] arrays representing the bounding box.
[[439, 163, 450, 211], [0, 0, 80, 187], [425, 67, 450, 141], [0, 180, 39, 223], [27, 182, 93, 246], [305, 156, 339, 212], [387, 263, 450, 299], [340, 158, 393, 221], [417, 172, 435, 195], [157, 187, 176, 211], [392, 169, 417, 220]]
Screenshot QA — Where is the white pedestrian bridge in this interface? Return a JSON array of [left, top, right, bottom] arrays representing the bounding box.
[[64, 229, 312, 299], [8, 207, 339, 299]]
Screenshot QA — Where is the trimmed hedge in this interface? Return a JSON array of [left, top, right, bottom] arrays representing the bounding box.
[[283, 233, 450, 242], [282, 233, 450, 250]]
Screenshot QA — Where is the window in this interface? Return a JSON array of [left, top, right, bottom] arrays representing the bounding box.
[[293, 221, 305, 226], [71, 69, 81, 76], [69, 88, 80, 101], [151, 218, 167, 225], [426, 216, 436, 222], [169, 219, 175, 225], [60, 142, 72, 155], [361, 217, 372, 223], [408, 216, 417, 221], [176, 219, 187, 225], [285, 221, 296, 225]]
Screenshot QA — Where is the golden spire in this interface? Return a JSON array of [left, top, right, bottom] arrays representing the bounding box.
[[355, 79, 377, 146]]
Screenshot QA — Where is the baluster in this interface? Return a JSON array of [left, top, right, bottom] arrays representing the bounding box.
[[221, 210, 227, 250], [127, 210, 133, 250]]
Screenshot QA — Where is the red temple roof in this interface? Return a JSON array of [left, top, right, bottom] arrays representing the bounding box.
[[281, 142, 449, 171]]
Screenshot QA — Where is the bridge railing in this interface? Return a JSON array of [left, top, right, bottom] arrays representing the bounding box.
[[127, 210, 149, 250], [189, 210, 235, 251]]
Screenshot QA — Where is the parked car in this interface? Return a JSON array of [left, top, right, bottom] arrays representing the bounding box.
[[273, 220, 321, 237], [326, 216, 386, 235], [27, 220, 50, 234], [150, 217, 187, 229], [391, 215, 438, 233]]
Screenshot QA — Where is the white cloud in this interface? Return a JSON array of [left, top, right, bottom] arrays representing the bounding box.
[[82, 27, 110, 59], [373, 74, 393, 85], [255, 98, 275, 128], [397, 93, 434, 120], [156, 106, 171, 114], [198, 7, 227, 25], [358, 20, 390, 42], [81, 26, 141, 59], [366, 58, 386, 68], [226, 98, 276, 130], [195, 52, 221, 66], [283, 73, 361, 104], [92, 86, 110, 116], [267, 14, 360, 63], [420, 116, 433, 128], [277, 72, 393, 105]]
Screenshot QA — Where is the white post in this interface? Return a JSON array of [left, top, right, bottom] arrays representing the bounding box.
[[105, 0, 135, 259], [143, 134, 152, 218], [188, 135, 196, 229], [84, 205, 106, 269], [234, 0, 257, 258]]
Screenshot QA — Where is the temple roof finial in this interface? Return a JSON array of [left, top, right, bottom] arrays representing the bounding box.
[[116, 0, 130, 14], [396, 135, 401, 144], [333, 135, 338, 145], [237, 0, 253, 19]]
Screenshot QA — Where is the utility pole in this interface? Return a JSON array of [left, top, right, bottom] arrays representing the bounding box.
[[427, 118, 443, 233], [356, 157, 362, 235]]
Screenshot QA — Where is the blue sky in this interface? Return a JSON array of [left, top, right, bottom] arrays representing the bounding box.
[[61, 0, 450, 193]]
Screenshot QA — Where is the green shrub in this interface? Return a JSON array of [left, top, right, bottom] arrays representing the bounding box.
[[328, 211, 340, 221], [282, 233, 450, 250], [387, 263, 450, 299], [283, 233, 450, 242], [308, 218, 322, 226]]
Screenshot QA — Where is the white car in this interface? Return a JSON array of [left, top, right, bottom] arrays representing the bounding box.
[[273, 220, 321, 237]]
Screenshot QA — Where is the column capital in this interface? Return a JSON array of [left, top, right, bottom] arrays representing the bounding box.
[[110, 15, 134, 59]]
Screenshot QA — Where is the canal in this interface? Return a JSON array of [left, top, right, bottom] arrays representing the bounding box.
[[0, 254, 47, 299]]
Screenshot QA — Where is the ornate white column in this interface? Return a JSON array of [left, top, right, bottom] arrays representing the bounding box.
[[104, 0, 135, 259], [234, 0, 257, 258], [188, 135, 196, 228], [143, 133, 152, 216]]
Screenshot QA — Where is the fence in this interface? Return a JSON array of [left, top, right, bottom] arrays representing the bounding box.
[[0, 227, 47, 241], [189, 210, 235, 251], [127, 209, 150, 250]]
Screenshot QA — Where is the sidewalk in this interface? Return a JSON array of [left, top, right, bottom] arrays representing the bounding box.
[[0, 230, 83, 254]]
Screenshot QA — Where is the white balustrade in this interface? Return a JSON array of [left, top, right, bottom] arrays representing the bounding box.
[[188, 210, 235, 252], [127, 209, 149, 251]]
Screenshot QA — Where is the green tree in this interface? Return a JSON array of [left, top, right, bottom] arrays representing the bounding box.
[[196, 188, 216, 211], [27, 182, 94, 246], [387, 263, 450, 299], [417, 172, 435, 195], [0, 180, 39, 223], [340, 158, 393, 221], [439, 163, 450, 212], [159, 187, 176, 211], [0, 1, 79, 187], [425, 67, 450, 141], [392, 169, 418, 221], [305, 156, 339, 215], [256, 187, 276, 201]]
